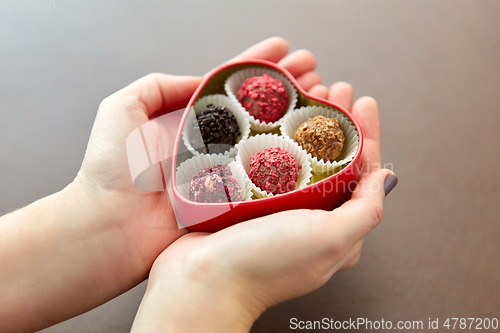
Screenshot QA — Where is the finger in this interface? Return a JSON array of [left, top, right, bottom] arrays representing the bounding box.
[[352, 96, 381, 169], [227, 37, 289, 64], [308, 84, 329, 100], [328, 82, 354, 112], [113, 73, 203, 118], [295, 72, 322, 91], [278, 49, 317, 78], [317, 169, 394, 248]]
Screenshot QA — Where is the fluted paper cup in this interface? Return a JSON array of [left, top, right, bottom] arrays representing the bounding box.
[[182, 94, 251, 158], [280, 105, 359, 173], [176, 154, 253, 202], [224, 67, 297, 132], [235, 133, 312, 198]]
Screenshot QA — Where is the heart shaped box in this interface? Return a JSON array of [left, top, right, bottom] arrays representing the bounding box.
[[171, 59, 364, 232]]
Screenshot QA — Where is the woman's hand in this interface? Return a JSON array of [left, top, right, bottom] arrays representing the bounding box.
[[1, 37, 329, 332], [70, 36, 333, 280], [71, 37, 324, 277], [131, 68, 397, 332]]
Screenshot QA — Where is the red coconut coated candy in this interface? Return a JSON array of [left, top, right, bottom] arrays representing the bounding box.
[[189, 165, 242, 203], [237, 74, 288, 123], [248, 147, 301, 195]]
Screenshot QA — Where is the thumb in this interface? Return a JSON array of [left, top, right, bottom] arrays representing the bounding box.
[[322, 169, 397, 248], [117, 74, 203, 117]]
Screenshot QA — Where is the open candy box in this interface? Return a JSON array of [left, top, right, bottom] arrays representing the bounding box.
[[172, 59, 364, 232]]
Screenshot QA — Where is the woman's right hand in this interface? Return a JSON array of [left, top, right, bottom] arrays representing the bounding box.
[[131, 87, 397, 333]]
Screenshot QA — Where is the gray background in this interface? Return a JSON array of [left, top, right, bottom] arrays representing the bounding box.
[[1, 0, 499, 332]]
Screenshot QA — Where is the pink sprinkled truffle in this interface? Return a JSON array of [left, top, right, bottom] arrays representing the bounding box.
[[248, 147, 301, 195], [237, 74, 288, 123]]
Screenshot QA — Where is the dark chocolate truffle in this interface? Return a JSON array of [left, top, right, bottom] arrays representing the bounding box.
[[189, 165, 242, 203], [248, 147, 301, 195], [191, 104, 240, 154], [237, 74, 288, 123], [294, 115, 345, 162]]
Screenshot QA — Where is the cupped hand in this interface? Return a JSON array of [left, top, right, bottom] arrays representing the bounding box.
[[131, 42, 396, 332], [72, 37, 322, 281]]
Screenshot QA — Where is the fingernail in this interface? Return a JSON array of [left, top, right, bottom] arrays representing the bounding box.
[[384, 174, 398, 197]]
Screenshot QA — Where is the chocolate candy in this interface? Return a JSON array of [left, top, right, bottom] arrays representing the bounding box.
[[189, 165, 242, 203], [237, 74, 288, 123], [191, 104, 240, 154], [294, 115, 345, 162], [248, 147, 301, 195]]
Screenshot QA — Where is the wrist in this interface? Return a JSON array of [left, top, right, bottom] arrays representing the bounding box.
[[0, 182, 142, 331], [132, 249, 265, 333], [61, 178, 148, 278], [135, 283, 254, 333], [57, 181, 147, 283]]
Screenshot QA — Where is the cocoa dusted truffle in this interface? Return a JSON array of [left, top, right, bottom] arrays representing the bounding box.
[[237, 74, 288, 123], [189, 165, 242, 203], [248, 147, 301, 195], [294, 115, 345, 162], [191, 104, 240, 154]]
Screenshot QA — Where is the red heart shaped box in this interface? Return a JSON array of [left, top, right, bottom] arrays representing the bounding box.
[[171, 59, 364, 232]]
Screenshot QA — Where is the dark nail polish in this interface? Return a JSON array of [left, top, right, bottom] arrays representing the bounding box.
[[384, 174, 398, 196]]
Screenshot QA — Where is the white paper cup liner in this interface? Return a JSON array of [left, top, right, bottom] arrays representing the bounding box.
[[280, 105, 359, 173], [224, 67, 298, 132], [176, 154, 253, 202], [235, 134, 312, 198], [182, 94, 251, 158]]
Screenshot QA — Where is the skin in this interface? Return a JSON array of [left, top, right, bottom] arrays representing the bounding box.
[[0, 37, 394, 333]]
